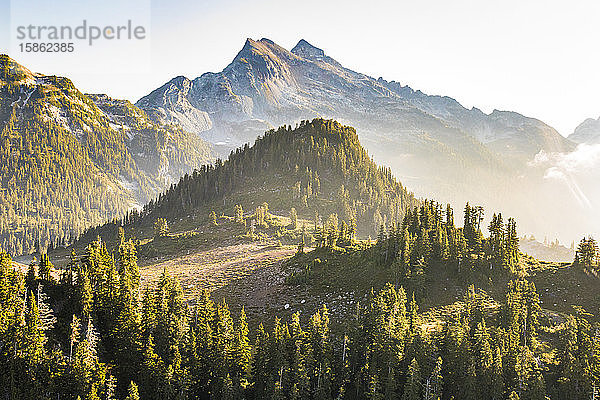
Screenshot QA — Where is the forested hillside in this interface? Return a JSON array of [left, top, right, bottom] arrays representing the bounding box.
[[80, 119, 417, 245], [2, 112, 600, 399], [2, 210, 599, 399], [286, 200, 521, 298], [0, 55, 213, 256]]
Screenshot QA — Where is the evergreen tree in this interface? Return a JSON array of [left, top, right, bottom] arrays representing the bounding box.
[[402, 358, 421, 400], [234, 205, 244, 224], [575, 237, 599, 267], [70, 314, 81, 362], [290, 207, 298, 230], [154, 218, 170, 238], [36, 284, 56, 333], [424, 356, 443, 400], [125, 381, 140, 400], [504, 218, 520, 272], [232, 307, 252, 391], [38, 253, 54, 282]]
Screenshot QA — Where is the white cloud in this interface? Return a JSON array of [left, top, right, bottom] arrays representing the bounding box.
[[530, 144, 600, 209]]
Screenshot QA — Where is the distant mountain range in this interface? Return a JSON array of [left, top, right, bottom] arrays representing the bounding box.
[[137, 38, 593, 244], [0, 55, 213, 255], [138, 38, 572, 160], [519, 236, 575, 263], [569, 117, 600, 144]]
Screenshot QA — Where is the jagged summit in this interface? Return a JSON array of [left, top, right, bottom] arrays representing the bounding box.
[[240, 37, 260, 51], [169, 75, 191, 86], [291, 39, 325, 59], [235, 38, 293, 59], [259, 37, 275, 45]]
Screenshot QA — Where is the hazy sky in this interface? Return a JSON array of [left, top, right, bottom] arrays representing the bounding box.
[[2, 0, 600, 136]]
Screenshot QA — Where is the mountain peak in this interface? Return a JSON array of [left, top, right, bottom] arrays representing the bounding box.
[[259, 38, 275, 45], [291, 39, 325, 60], [240, 37, 276, 51], [235, 38, 287, 62], [0, 54, 36, 83], [169, 75, 191, 87], [242, 37, 256, 48]]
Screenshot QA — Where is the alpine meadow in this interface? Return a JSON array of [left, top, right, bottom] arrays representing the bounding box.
[[2, 4, 600, 399]]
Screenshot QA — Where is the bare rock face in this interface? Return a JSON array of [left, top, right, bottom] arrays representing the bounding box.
[[137, 38, 572, 161], [291, 39, 325, 60], [136, 76, 213, 134]]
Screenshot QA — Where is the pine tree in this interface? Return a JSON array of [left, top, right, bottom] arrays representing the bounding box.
[[252, 323, 271, 396], [297, 226, 306, 255], [289, 312, 310, 400], [140, 335, 164, 399], [154, 218, 170, 238], [490, 346, 504, 400], [24, 290, 46, 362], [504, 218, 520, 272], [309, 305, 332, 399], [214, 300, 235, 394], [474, 319, 493, 396], [290, 208, 298, 230], [325, 214, 339, 248], [488, 213, 505, 267], [234, 205, 244, 224], [70, 314, 81, 362], [38, 253, 54, 282], [233, 307, 252, 391], [117, 234, 140, 292], [575, 237, 599, 267], [26, 262, 36, 288], [424, 357, 443, 400], [153, 267, 186, 367], [76, 269, 93, 321], [36, 284, 56, 333], [125, 381, 140, 400], [463, 203, 474, 246], [402, 358, 421, 400]]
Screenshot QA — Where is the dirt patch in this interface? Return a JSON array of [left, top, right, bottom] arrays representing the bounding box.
[[140, 242, 296, 304], [139, 243, 358, 329]]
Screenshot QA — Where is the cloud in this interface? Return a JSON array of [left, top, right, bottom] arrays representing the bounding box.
[[531, 143, 600, 172], [529, 143, 600, 209]]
